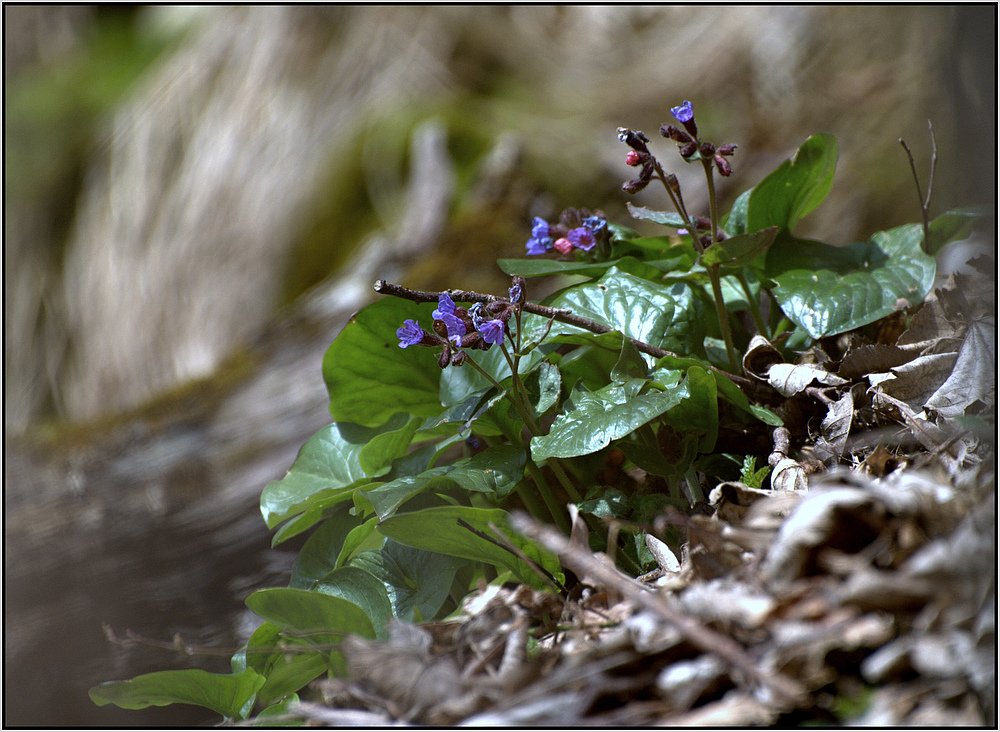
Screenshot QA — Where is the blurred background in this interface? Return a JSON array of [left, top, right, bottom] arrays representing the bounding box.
[[4, 5, 995, 726]]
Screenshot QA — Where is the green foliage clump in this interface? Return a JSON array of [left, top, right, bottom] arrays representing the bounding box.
[[90, 100, 979, 722]]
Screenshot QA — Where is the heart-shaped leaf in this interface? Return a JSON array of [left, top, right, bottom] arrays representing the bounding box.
[[351, 539, 462, 623], [766, 224, 936, 338], [324, 297, 443, 426]]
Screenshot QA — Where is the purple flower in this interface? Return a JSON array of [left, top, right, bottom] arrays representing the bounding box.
[[432, 294, 466, 346], [567, 227, 596, 252], [508, 282, 523, 304], [525, 217, 554, 255], [526, 237, 553, 255], [396, 319, 426, 348], [479, 318, 505, 345], [671, 100, 694, 124]]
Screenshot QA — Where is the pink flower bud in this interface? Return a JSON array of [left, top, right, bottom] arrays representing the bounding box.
[[553, 237, 574, 254]]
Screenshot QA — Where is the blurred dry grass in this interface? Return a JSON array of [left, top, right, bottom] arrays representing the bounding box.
[[5, 5, 994, 430]]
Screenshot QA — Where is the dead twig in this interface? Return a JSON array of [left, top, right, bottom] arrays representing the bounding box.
[[509, 511, 810, 707]]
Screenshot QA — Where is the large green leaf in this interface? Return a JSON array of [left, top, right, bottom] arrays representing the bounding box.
[[359, 444, 526, 519], [260, 421, 400, 530], [530, 378, 689, 461], [377, 506, 562, 590], [747, 133, 837, 233], [324, 297, 443, 426], [766, 224, 936, 338], [351, 539, 462, 623], [89, 668, 265, 719], [534, 267, 705, 359], [244, 588, 376, 646]]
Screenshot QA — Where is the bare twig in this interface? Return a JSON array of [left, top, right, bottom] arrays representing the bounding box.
[[509, 511, 810, 707]]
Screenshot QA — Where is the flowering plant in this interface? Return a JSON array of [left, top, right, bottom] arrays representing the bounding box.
[[90, 101, 980, 721]]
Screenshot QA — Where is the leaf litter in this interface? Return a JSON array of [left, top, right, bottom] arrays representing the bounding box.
[[255, 265, 995, 727]]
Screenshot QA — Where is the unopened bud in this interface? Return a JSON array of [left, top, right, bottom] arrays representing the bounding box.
[[553, 237, 574, 255]]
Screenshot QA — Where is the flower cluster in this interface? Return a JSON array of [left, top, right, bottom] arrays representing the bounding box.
[[660, 100, 737, 176], [525, 208, 608, 257], [397, 283, 522, 368]]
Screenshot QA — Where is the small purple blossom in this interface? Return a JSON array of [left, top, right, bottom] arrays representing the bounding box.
[[396, 319, 425, 348], [671, 100, 694, 124], [478, 318, 505, 345], [567, 227, 596, 252], [432, 294, 466, 346], [508, 282, 523, 304], [525, 217, 555, 255]]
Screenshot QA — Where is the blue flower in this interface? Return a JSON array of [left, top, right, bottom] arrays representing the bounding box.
[[432, 294, 466, 346], [567, 227, 596, 252], [396, 319, 425, 348], [479, 318, 505, 345], [671, 100, 694, 124], [582, 215, 607, 237], [508, 282, 523, 304], [526, 216, 555, 255]]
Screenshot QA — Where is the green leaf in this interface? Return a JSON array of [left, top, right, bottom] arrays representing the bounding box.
[[244, 588, 376, 646], [351, 539, 462, 623], [531, 378, 689, 461], [626, 202, 686, 228], [713, 371, 783, 426], [311, 566, 393, 639], [324, 297, 442, 426], [661, 366, 718, 453], [535, 267, 705, 359], [747, 133, 838, 232], [528, 361, 562, 415], [360, 445, 527, 519], [766, 224, 936, 338], [926, 207, 984, 255], [254, 693, 305, 726], [359, 414, 421, 477], [723, 189, 752, 236], [290, 509, 363, 588], [377, 506, 562, 590], [89, 668, 266, 719], [578, 487, 630, 519], [700, 227, 779, 269], [261, 422, 385, 531]]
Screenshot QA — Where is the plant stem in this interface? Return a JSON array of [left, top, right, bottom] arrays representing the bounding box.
[[735, 270, 768, 338], [524, 459, 570, 534], [700, 157, 739, 371]]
